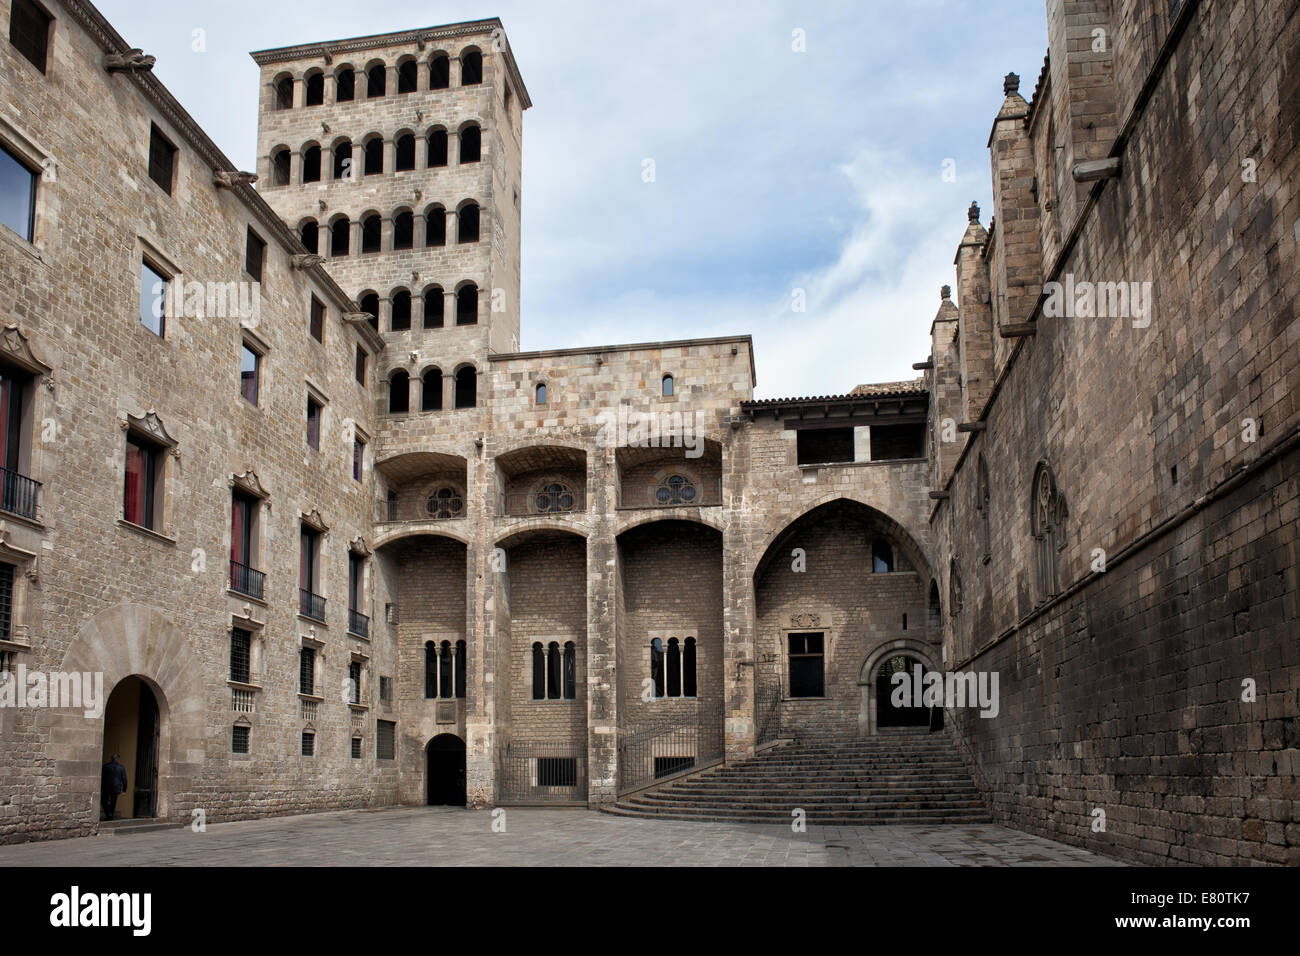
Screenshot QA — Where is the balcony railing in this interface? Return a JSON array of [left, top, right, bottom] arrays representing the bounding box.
[[501, 487, 586, 517], [618, 477, 723, 509], [348, 609, 370, 638], [0, 467, 40, 521], [299, 588, 326, 622], [229, 560, 265, 601]]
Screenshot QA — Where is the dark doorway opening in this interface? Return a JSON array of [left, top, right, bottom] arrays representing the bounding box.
[[100, 676, 160, 820], [426, 734, 466, 806], [875, 655, 942, 730]]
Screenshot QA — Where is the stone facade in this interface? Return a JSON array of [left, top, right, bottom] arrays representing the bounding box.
[[0, 0, 1294, 867]]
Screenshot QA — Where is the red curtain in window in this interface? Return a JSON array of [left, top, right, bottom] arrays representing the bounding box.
[[231, 497, 248, 566], [124, 442, 146, 525]]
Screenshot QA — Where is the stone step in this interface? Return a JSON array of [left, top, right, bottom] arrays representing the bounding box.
[[602, 805, 994, 825]]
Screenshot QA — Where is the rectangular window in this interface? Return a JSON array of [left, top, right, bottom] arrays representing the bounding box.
[[240, 341, 260, 405], [376, 720, 396, 760], [244, 227, 266, 282], [123, 434, 162, 530], [231, 725, 250, 754], [354, 345, 367, 385], [306, 394, 322, 450], [147, 123, 177, 195], [300, 731, 315, 757], [229, 490, 263, 599], [229, 628, 251, 684], [299, 646, 316, 696], [351, 737, 362, 759], [348, 660, 361, 704], [0, 563, 13, 642], [352, 435, 365, 481], [300, 525, 324, 622], [8, 0, 51, 74], [140, 259, 168, 337], [0, 362, 37, 520], [309, 296, 325, 343], [869, 422, 926, 461], [0, 143, 38, 242], [788, 632, 825, 698], [796, 427, 854, 465], [379, 676, 392, 701]]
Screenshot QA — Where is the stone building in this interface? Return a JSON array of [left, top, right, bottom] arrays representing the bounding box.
[[0, 0, 1294, 865]]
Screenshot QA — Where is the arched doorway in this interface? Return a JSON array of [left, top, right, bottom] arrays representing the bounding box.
[[426, 734, 466, 806], [875, 654, 942, 731], [100, 676, 160, 820]]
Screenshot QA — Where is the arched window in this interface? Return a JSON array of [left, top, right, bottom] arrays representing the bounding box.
[[535, 382, 547, 405], [367, 63, 386, 98], [421, 368, 443, 411], [547, 642, 561, 699], [454, 366, 476, 408], [425, 642, 438, 699], [332, 139, 353, 180], [649, 639, 664, 698], [438, 641, 452, 698], [271, 148, 290, 186], [388, 370, 409, 414], [304, 71, 324, 106], [299, 221, 318, 254], [393, 210, 414, 250], [455, 639, 466, 698], [302, 144, 321, 183], [390, 290, 412, 330], [329, 216, 350, 256], [535, 483, 575, 513], [359, 292, 379, 328], [425, 487, 463, 519], [427, 129, 448, 167], [459, 124, 481, 163], [274, 75, 293, 110], [872, 539, 894, 573], [683, 638, 697, 697], [396, 58, 417, 94], [531, 643, 545, 700], [457, 203, 479, 243], [456, 284, 477, 325], [949, 557, 963, 615], [461, 50, 482, 85], [977, 454, 991, 563], [666, 638, 681, 697], [363, 136, 383, 175], [423, 286, 444, 328], [395, 133, 415, 171], [655, 474, 696, 506], [927, 580, 941, 632], [1032, 462, 1062, 600], [563, 642, 576, 700], [429, 54, 450, 90], [425, 206, 446, 246], [662, 374, 674, 397], [361, 214, 381, 253], [335, 67, 355, 102]]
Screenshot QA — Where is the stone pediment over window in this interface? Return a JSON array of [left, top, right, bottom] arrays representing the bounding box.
[[123, 410, 177, 448], [0, 325, 52, 376], [300, 508, 329, 533], [790, 613, 822, 629], [231, 469, 270, 499], [348, 536, 371, 556]]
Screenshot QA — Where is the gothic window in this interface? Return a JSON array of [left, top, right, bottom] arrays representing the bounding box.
[[655, 474, 696, 506], [547, 642, 561, 699], [649, 637, 696, 698], [1032, 462, 1063, 600], [872, 539, 894, 573], [949, 557, 963, 615], [977, 454, 991, 563], [438, 640, 452, 698], [563, 642, 576, 699], [536, 382, 547, 405], [535, 482, 575, 514], [455, 639, 466, 698], [427, 129, 448, 168], [425, 641, 438, 699], [425, 487, 463, 519], [531, 641, 576, 701], [649, 638, 664, 698]]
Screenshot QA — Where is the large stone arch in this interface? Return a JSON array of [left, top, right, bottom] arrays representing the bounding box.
[[58, 603, 205, 823]]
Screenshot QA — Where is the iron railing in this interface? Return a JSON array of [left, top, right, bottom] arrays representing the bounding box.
[[618, 477, 723, 509], [299, 588, 326, 622], [499, 744, 587, 804], [756, 673, 783, 745], [617, 700, 725, 795], [228, 560, 265, 601], [348, 609, 370, 638], [0, 467, 39, 521], [500, 487, 586, 517]]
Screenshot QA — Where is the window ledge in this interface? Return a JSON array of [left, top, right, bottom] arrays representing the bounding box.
[[782, 696, 832, 702], [0, 222, 45, 265], [227, 679, 262, 692], [297, 614, 327, 627], [298, 693, 324, 702], [0, 639, 32, 654], [227, 589, 268, 607], [0, 507, 44, 530], [348, 702, 369, 712], [117, 519, 176, 545], [798, 458, 926, 470]]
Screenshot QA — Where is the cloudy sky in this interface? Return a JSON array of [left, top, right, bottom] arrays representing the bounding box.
[[98, 0, 1048, 399]]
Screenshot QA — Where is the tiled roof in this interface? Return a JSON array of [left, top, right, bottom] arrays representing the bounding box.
[[742, 378, 926, 408]]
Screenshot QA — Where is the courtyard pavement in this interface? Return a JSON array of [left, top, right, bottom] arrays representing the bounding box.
[[0, 806, 1119, 866]]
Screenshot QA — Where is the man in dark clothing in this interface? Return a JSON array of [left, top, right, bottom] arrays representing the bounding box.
[[101, 755, 128, 821]]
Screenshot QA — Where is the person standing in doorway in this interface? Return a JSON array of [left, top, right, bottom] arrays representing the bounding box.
[[101, 754, 127, 821]]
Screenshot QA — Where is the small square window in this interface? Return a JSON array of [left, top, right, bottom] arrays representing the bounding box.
[[9, 0, 52, 74], [232, 725, 250, 754], [0, 143, 38, 242], [240, 341, 260, 405], [300, 730, 315, 757], [306, 394, 322, 450], [310, 296, 325, 343], [245, 228, 266, 282], [140, 259, 168, 338], [147, 124, 177, 195]]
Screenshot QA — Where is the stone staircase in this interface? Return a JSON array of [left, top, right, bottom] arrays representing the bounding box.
[[604, 731, 991, 825]]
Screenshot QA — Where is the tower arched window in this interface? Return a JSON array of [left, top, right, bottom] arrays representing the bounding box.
[[427, 129, 448, 168], [423, 286, 444, 328], [425, 206, 446, 247], [1032, 462, 1063, 600], [390, 290, 412, 330], [302, 144, 321, 183], [367, 63, 386, 98], [457, 203, 479, 243], [395, 134, 415, 171], [429, 54, 450, 90], [361, 214, 381, 253], [461, 50, 482, 85], [334, 67, 355, 102], [662, 374, 674, 397], [459, 124, 481, 163], [359, 292, 379, 328], [456, 284, 477, 325], [396, 59, 417, 94], [454, 366, 476, 408], [363, 137, 383, 175], [332, 139, 352, 180], [304, 71, 324, 106], [329, 217, 350, 256], [274, 75, 293, 110], [421, 368, 443, 411], [388, 370, 409, 414], [299, 221, 318, 254], [393, 211, 414, 250], [271, 148, 290, 186]]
